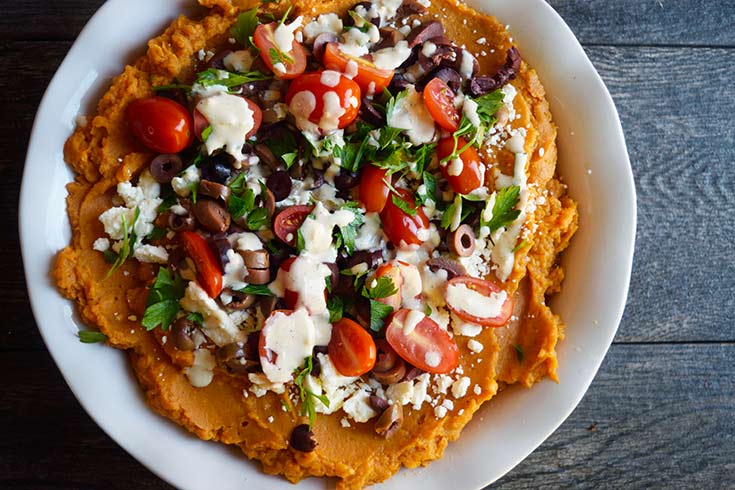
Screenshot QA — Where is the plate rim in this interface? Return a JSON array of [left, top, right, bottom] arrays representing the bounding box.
[[19, 0, 637, 488]]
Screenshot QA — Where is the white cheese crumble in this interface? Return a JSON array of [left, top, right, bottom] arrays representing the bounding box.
[[451, 376, 471, 398], [180, 282, 247, 346], [467, 339, 484, 353], [303, 13, 343, 42], [171, 165, 201, 197], [387, 85, 436, 145], [223, 50, 254, 72], [261, 308, 315, 383]]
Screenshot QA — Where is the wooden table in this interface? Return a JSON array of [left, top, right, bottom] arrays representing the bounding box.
[[2, 1, 733, 488]]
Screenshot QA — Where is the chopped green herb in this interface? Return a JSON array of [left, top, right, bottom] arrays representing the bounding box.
[[268, 47, 294, 66], [228, 188, 256, 220], [79, 331, 108, 344], [332, 202, 363, 256], [484, 185, 521, 233], [441, 195, 462, 230], [246, 207, 270, 230], [106, 207, 140, 278], [187, 312, 204, 325], [512, 239, 530, 253], [368, 300, 393, 332], [264, 129, 300, 168], [421, 172, 439, 204], [237, 284, 274, 296], [230, 8, 260, 47], [474, 90, 505, 124], [195, 68, 270, 88], [296, 227, 306, 252], [201, 125, 213, 142], [141, 269, 186, 331], [294, 356, 330, 428], [327, 296, 344, 323], [157, 190, 177, 213], [513, 343, 524, 363], [391, 194, 417, 217], [423, 303, 433, 317], [363, 276, 398, 300], [281, 152, 298, 168]]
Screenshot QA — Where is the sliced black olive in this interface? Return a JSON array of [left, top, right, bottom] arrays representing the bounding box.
[[290, 424, 317, 452], [211, 235, 232, 270], [199, 179, 231, 203], [200, 153, 232, 184], [150, 154, 183, 183], [266, 170, 293, 202], [334, 170, 359, 191], [406, 21, 445, 48], [450, 224, 476, 257], [469, 47, 522, 96], [171, 317, 196, 351], [192, 198, 231, 233], [426, 257, 467, 279]]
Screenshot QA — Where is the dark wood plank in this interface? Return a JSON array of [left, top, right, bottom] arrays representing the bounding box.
[[0, 344, 731, 488], [547, 0, 735, 47], [1, 1, 735, 47], [583, 46, 735, 343], [495, 343, 735, 488]]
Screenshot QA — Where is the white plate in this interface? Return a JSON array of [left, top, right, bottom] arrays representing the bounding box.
[[20, 0, 635, 488]]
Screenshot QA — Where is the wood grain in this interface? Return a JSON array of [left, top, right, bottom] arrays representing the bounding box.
[[1, 345, 731, 489]]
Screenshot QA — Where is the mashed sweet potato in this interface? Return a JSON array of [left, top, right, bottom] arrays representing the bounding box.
[[54, 0, 578, 487]]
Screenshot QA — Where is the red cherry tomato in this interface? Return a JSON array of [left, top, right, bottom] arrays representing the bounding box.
[[259, 309, 295, 365], [323, 43, 394, 94], [253, 22, 307, 79], [380, 189, 430, 248], [179, 231, 223, 297], [445, 276, 514, 327], [385, 309, 459, 374], [359, 165, 391, 213], [423, 78, 460, 132], [436, 137, 484, 195], [285, 72, 361, 131], [328, 318, 377, 376], [273, 205, 314, 246], [373, 262, 404, 310], [193, 97, 262, 141], [126, 96, 193, 153]]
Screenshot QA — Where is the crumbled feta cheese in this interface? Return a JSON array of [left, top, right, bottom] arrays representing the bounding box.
[[451, 376, 471, 398], [133, 244, 169, 264], [93, 237, 110, 252], [180, 282, 247, 346], [342, 385, 378, 422], [303, 13, 343, 42], [171, 165, 201, 197], [467, 339, 484, 353]]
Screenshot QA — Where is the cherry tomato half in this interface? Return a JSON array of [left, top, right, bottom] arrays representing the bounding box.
[[380, 189, 430, 248], [436, 137, 484, 195], [385, 309, 459, 374], [126, 96, 193, 153], [323, 43, 394, 94], [359, 164, 391, 213], [445, 276, 514, 327], [285, 72, 361, 131], [273, 205, 314, 246], [328, 318, 377, 376], [179, 231, 223, 297], [253, 22, 307, 79], [373, 262, 404, 310], [423, 78, 460, 132], [193, 96, 262, 141]]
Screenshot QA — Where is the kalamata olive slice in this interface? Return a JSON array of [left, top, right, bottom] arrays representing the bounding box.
[[200, 153, 232, 184], [325, 263, 340, 291], [226, 290, 257, 310], [469, 47, 521, 96], [450, 224, 476, 257], [359, 96, 386, 126], [246, 267, 270, 285], [266, 170, 293, 202], [313, 32, 338, 60], [334, 170, 359, 191], [426, 257, 467, 279], [257, 295, 277, 318], [192, 199, 231, 233], [429, 67, 462, 93], [406, 21, 445, 48], [171, 317, 196, 351], [211, 235, 233, 270], [254, 144, 281, 170], [168, 212, 196, 231], [340, 250, 383, 271], [290, 424, 317, 452], [375, 403, 403, 438], [216, 342, 258, 374], [371, 339, 407, 385], [150, 154, 183, 183], [199, 179, 231, 203], [240, 249, 269, 269], [397, 0, 429, 16], [375, 27, 402, 50], [369, 395, 390, 412]]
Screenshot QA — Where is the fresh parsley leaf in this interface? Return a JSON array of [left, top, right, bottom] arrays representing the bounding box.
[[441, 194, 464, 231], [141, 269, 186, 331], [264, 129, 299, 168], [363, 276, 398, 300], [102, 249, 117, 264], [332, 202, 363, 256], [327, 296, 344, 323], [281, 152, 297, 168], [421, 172, 439, 204], [237, 284, 274, 296], [229, 188, 256, 220], [294, 356, 330, 428], [484, 186, 521, 233], [246, 207, 270, 231], [231, 8, 259, 47], [268, 47, 294, 66], [423, 303, 433, 317], [201, 125, 213, 142], [106, 207, 140, 278], [385, 89, 408, 122], [79, 331, 108, 344], [391, 194, 417, 216], [512, 239, 530, 253], [410, 143, 436, 175], [228, 172, 247, 194], [296, 228, 306, 252], [148, 226, 167, 242], [157, 189, 177, 213], [513, 343, 524, 363], [474, 90, 505, 124], [369, 300, 393, 332], [195, 68, 270, 88], [187, 312, 204, 325]]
